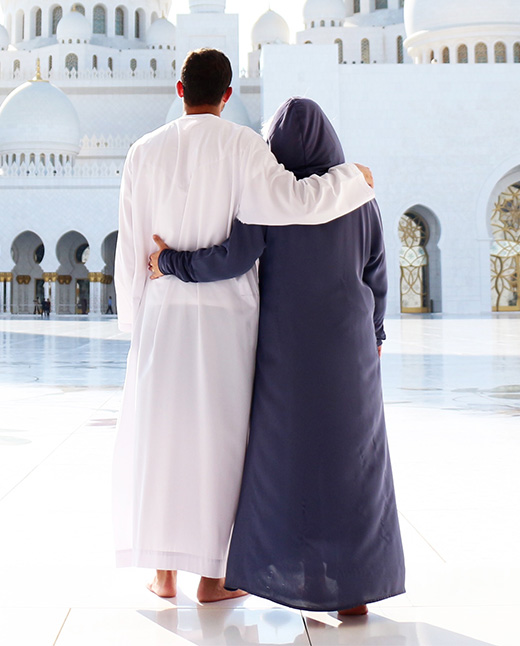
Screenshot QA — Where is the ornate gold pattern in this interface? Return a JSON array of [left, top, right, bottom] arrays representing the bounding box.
[[398, 214, 431, 313], [16, 275, 31, 285], [88, 272, 113, 284], [491, 184, 520, 311], [42, 272, 57, 283], [57, 275, 72, 285], [0, 272, 13, 282]]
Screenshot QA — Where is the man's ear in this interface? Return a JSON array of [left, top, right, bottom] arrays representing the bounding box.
[[176, 81, 184, 98], [222, 87, 233, 104]]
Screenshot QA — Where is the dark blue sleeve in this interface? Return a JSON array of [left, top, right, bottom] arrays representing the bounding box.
[[362, 201, 387, 346], [158, 220, 267, 283]]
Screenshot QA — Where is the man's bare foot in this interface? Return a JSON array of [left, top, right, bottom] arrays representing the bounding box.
[[197, 577, 248, 603], [338, 604, 368, 616], [146, 569, 178, 598]]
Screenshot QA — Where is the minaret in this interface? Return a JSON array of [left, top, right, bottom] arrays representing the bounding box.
[[175, 0, 239, 82]]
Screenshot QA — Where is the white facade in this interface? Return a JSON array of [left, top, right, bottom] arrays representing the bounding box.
[[1, 0, 519, 315]]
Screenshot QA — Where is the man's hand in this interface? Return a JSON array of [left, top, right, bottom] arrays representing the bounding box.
[[148, 235, 170, 280], [354, 163, 374, 189], [377, 345, 383, 359]]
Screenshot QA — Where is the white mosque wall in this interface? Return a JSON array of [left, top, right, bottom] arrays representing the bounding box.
[[175, 11, 239, 81], [261, 45, 341, 130], [67, 88, 173, 139], [262, 47, 520, 314], [297, 23, 411, 65]]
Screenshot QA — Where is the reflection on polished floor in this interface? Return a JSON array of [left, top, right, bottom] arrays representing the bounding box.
[[0, 315, 518, 646]]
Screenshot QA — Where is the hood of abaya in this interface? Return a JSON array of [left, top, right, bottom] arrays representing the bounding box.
[[266, 97, 345, 180]]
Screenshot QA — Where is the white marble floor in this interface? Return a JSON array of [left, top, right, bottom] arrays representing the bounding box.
[[0, 315, 518, 646]]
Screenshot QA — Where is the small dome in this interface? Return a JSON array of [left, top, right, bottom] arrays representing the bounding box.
[[166, 93, 251, 128], [405, 0, 520, 37], [56, 10, 91, 43], [304, 0, 346, 24], [0, 24, 9, 50], [0, 79, 81, 155], [146, 17, 176, 49], [189, 0, 226, 13], [252, 10, 290, 48]]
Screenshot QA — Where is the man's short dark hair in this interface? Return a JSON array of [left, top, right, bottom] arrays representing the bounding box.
[[180, 49, 232, 107]]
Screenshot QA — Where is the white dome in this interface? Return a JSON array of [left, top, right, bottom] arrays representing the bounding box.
[[405, 0, 520, 37], [304, 0, 346, 23], [56, 10, 91, 43], [252, 10, 290, 48], [166, 93, 251, 128], [0, 24, 9, 50], [0, 80, 81, 155], [189, 0, 226, 13], [222, 94, 251, 127], [146, 18, 176, 49]]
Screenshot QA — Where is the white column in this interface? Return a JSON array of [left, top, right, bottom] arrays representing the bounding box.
[[361, 0, 374, 13], [5, 279, 12, 313], [49, 280, 57, 315], [0, 280, 4, 313], [89, 277, 102, 315]]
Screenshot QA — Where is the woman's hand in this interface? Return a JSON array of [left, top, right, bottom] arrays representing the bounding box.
[[354, 163, 374, 189], [148, 235, 170, 280]]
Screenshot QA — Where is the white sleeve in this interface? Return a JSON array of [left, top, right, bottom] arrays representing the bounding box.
[[238, 132, 375, 226], [114, 149, 135, 333]]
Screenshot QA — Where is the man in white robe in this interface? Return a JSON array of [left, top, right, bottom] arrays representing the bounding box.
[[114, 49, 375, 602]]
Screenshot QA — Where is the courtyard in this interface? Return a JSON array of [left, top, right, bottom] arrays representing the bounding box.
[[0, 315, 518, 645]]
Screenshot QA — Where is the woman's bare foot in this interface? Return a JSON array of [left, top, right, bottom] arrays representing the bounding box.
[[197, 577, 248, 603], [338, 604, 368, 616], [146, 570, 178, 598]]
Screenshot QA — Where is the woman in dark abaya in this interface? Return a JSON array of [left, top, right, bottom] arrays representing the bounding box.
[[148, 97, 405, 614]]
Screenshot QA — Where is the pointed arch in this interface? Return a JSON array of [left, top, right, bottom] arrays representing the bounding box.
[[475, 42, 488, 64], [93, 5, 106, 35], [65, 53, 78, 71], [115, 6, 125, 36], [457, 44, 468, 64], [494, 42, 506, 64], [51, 5, 62, 35], [34, 7, 42, 37]]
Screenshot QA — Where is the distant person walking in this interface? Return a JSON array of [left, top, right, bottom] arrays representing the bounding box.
[[106, 296, 114, 314]]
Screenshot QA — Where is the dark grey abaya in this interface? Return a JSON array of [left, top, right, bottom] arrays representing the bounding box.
[[158, 98, 405, 611]]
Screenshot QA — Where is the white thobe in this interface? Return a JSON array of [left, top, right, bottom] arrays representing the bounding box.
[[113, 114, 375, 577]]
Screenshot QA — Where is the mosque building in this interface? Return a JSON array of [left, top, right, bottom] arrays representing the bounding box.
[[0, 0, 519, 316]]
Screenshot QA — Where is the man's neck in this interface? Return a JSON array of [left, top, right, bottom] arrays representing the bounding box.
[[184, 104, 221, 117]]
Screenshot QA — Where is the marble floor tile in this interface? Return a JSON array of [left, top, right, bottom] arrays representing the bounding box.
[[55, 608, 309, 646], [303, 609, 498, 645], [0, 316, 519, 645], [0, 607, 69, 646]]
